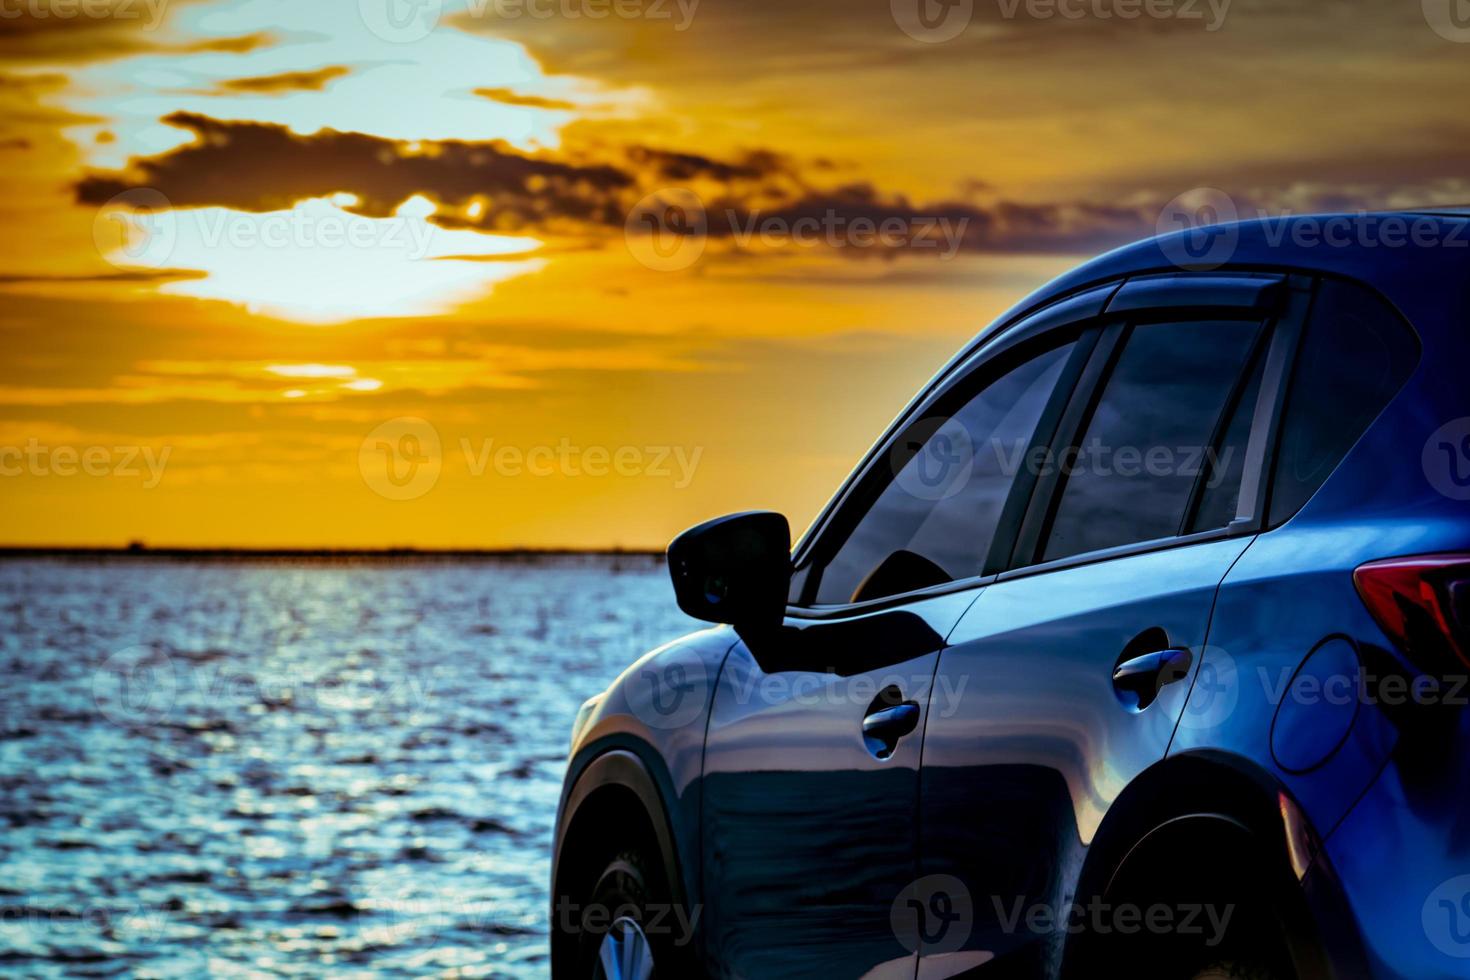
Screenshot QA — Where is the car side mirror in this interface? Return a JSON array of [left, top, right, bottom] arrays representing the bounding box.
[[668, 511, 791, 630]]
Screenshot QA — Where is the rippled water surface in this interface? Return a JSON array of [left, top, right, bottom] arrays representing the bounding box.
[[0, 557, 696, 978]]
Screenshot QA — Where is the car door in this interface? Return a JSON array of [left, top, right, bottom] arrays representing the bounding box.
[[700, 315, 1100, 980], [915, 275, 1311, 978]]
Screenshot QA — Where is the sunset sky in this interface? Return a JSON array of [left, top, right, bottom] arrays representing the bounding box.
[[3, 0, 1468, 548]]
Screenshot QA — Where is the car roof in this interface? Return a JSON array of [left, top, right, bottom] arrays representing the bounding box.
[[991, 210, 1470, 348]]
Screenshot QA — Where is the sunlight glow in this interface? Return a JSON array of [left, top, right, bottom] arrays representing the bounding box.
[[98, 196, 545, 324], [266, 364, 355, 378]]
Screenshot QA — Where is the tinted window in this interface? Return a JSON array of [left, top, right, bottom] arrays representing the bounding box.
[[1042, 320, 1260, 562], [1188, 343, 1266, 533], [813, 342, 1074, 604], [1269, 280, 1419, 524]]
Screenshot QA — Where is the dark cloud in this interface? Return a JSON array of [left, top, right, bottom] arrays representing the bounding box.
[[183, 31, 273, 54], [216, 65, 350, 94], [76, 111, 1426, 259], [0, 1, 272, 64], [0, 270, 206, 285], [71, 111, 1165, 254], [472, 87, 578, 111], [76, 111, 636, 231], [692, 188, 1151, 254], [0, 72, 70, 92], [626, 146, 788, 184]]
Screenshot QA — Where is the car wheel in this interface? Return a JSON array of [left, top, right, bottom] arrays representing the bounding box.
[[573, 848, 682, 980]]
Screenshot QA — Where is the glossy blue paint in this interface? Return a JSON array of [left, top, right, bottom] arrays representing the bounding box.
[[553, 213, 1470, 979], [922, 536, 1252, 975], [700, 588, 979, 980]]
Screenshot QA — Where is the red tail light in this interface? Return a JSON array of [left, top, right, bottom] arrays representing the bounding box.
[[1354, 554, 1470, 674]]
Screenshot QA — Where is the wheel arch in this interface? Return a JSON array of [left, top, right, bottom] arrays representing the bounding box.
[[551, 746, 692, 973], [1060, 749, 1336, 979]]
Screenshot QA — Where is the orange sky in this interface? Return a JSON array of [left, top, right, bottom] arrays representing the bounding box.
[[2, 0, 1469, 548]]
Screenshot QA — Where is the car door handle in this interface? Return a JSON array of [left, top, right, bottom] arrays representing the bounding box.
[[862, 701, 919, 759], [1111, 647, 1193, 711]]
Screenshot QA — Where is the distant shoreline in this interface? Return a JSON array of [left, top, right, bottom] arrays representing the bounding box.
[[0, 546, 666, 563]]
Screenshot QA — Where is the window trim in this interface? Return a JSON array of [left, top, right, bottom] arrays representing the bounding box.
[[994, 525, 1238, 584], [785, 571, 1001, 621], [1228, 278, 1315, 535]]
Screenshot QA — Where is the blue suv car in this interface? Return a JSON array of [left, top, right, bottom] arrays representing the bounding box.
[[552, 212, 1470, 980]]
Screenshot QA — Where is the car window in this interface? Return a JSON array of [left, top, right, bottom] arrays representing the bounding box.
[[1041, 320, 1261, 563], [811, 341, 1076, 605], [1187, 340, 1267, 533], [1268, 279, 1420, 525]]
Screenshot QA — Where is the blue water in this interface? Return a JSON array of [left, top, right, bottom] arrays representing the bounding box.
[[0, 557, 694, 978]]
